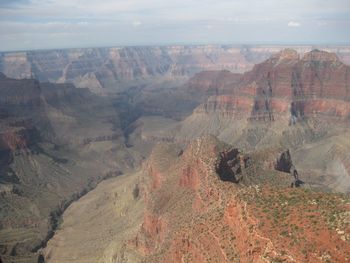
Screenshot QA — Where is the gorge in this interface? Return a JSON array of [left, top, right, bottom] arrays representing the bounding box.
[[1, 45, 350, 262]]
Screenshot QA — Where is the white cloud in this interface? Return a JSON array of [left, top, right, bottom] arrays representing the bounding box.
[[288, 21, 301, 27], [0, 0, 349, 50], [317, 21, 328, 27], [132, 20, 141, 27]]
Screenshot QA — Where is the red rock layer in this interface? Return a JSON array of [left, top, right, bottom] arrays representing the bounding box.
[[187, 70, 242, 95], [195, 95, 254, 118], [129, 137, 350, 262], [195, 49, 350, 122], [0, 130, 28, 152]]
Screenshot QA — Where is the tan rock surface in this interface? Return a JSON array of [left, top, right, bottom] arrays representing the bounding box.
[[43, 172, 144, 263]]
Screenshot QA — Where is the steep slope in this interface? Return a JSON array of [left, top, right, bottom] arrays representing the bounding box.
[[176, 49, 350, 192], [130, 136, 350, 263], [0, 74, 141, 262], [3, 47, 350, 262], [41, 82, 123, 145], [180, 49, 350, 136], [43, 172, 144, 263], [45, 136, 350, 262]]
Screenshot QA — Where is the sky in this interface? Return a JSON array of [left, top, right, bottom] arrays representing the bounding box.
[[0, 0, 350, 51]]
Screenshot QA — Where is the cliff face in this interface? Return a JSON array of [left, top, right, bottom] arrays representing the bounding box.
[[194, 49, 350, 122], [176, 49, 350, 195], [128, 136, 350, 262], [0, 75, 46, 171], [2, 45, 350, 92], [39, 137, 350, 263], [0, 46, 258, 92], [241, 49, 350, 121], [186, 70, 242, 96], [2, 46, 350, 262], [180, 49, 350, 140], [0, 74, 140, 262], [0, 73, 124, 146], [0, 130, 27, 171]]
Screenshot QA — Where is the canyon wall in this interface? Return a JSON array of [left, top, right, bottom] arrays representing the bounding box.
[[179, 49, 350, 143], [0, 73, 142, 262], [126, 136, 350, 262], [174, 49, 350, 195], [1, 45, 350, 92]]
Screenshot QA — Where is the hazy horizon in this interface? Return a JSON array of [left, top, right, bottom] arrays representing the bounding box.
[[3, 42, 350, 53], [1, 0, 350, 52]]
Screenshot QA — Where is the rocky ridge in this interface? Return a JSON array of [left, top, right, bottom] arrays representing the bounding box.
[[40, 136, 350, 263], [124, 136, 350, 262], [171, 49, 350, 193]]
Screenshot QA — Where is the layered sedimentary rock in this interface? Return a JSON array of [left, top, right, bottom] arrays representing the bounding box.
[[1, 45, 350, 92], [31, 48, 350, 262], [125, 136, 350, 262], [2, 46, 350, 262], [180, 49, 350, 138], [186, 70, 242, 96], [43, 137, 350, 263], [0, 74, 141, 262], [197, 49, 350, 122], [176, 49, 350, 193], [240, 49, 350, 121], [0, 46, 258, 92]]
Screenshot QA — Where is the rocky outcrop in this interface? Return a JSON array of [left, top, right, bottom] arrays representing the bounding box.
[[302, 49, 339, 62], [247, 50, 350, 121], [275, 150, 293, 173], [215, 148, 245, 182], [239, 49, 350, 121], [0, 127, 40, 152], [195, 95, 254, 117], [188, 49, 350, 123], [0, 127, 40, 177], [2, 46, 350, 262], [177, 49, 350, 151], [133, 213, 167, 255], [0, 75, 42, 106], [128, 136, 350, 262]]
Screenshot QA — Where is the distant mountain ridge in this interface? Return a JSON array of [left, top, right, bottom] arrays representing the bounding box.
[[1, 45, 350, 92]]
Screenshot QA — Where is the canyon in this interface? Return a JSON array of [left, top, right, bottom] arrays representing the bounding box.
[[1, 45, 350, 93], [0, 72, 149, 262], [176, 48, 350, 193], [0, 45, 350, 262], [43, 136, 350, 262]]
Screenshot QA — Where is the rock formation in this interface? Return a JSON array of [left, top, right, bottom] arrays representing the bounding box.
[[1, 45, 350, 93], [125, 136, 350, 262], [0, 73, 142, 262], [275, 150, 293, 173], [176, 49, 350, 193], [2, 47, 350, 262], [193, 49, 350, 122]]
